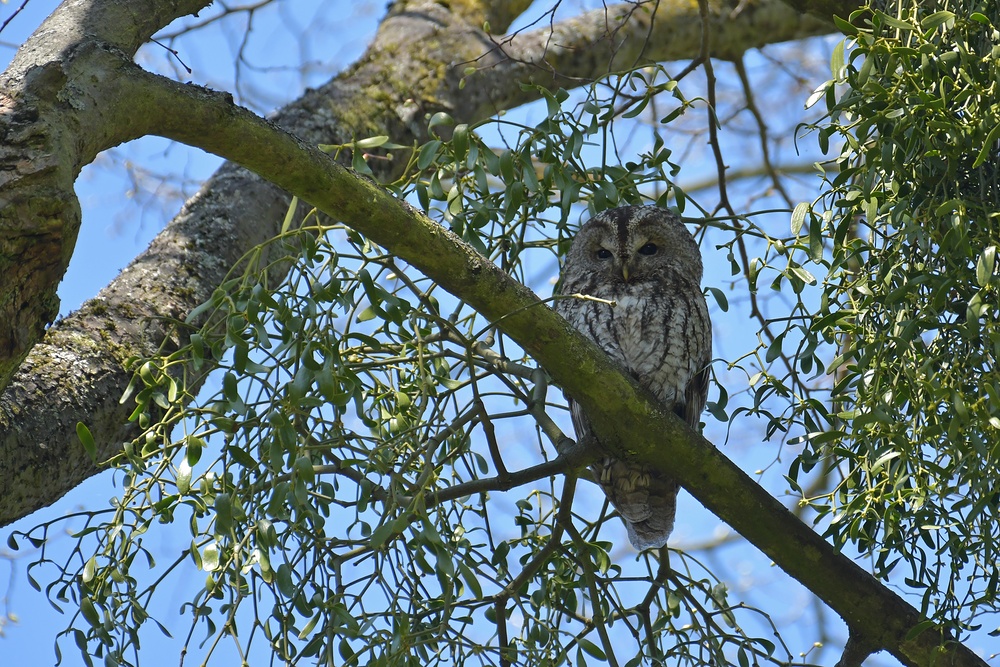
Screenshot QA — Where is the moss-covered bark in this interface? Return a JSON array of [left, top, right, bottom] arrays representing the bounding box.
[[0, 0, 211, 387]]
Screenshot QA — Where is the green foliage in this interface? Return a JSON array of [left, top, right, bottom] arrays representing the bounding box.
[[12, 68, 800, 666], [791, 0, 1000, 630], [22, 1, 1000, 657]]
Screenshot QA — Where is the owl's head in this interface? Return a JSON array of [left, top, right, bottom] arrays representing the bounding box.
[[564, 206, 703, 286]]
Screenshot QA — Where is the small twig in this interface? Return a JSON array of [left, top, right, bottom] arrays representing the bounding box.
[[733, 57, 794, 208], [496, 476, 578, 605], [474, 396, 509, 480], [496, 598, 511, 667], [552, 293, 617, 307], [640, 546, 671, 611], [679, 162, 822, 197], [692, 0, 802, 395], [0, 0, 33, 39], [496, 522, 561, 600], [527, 398, 574, 452], [565, 519, 621, 667], [636, 546, 671, 662], [468, 337, 510, 482], [154, 0, 274, 40], [149, 38, 193, 75], [428, 441, 594, 510], [695, 0, 732, 219]]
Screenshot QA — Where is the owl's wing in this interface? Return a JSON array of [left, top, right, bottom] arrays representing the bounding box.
[[566, 397, 592, 450], [682, 362, 710, 430]]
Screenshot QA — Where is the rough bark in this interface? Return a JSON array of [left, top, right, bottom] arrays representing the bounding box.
[[0, 0, 211, 387], [1, 0, 972, 666]]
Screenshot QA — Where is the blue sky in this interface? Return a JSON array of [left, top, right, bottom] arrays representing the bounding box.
[[1, 1, 996, 666]]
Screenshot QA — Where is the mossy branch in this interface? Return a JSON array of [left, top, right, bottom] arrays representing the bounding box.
[[116, 59, 986, 667]]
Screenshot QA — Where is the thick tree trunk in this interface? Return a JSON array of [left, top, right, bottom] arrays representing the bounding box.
[[0, 0, 212, 384]]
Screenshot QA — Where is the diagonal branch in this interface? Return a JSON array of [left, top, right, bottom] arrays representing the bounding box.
[[97, 66, 979, 667]]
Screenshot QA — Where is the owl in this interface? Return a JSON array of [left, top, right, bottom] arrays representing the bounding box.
[[553, 205, 711, 550]]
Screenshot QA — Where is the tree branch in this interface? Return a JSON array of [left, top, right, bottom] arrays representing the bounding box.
[[65, 64, 975, 667], [427, 441, 593, 509], [0, 0, 835, 388], [476, 0, 834, 116], [0, 0, 212, 384]]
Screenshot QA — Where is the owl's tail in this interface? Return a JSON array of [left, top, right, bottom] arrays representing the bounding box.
[[595, 457, 679, 550]]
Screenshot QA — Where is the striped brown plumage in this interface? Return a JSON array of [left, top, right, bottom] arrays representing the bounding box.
[[554, 205, 711, 550]]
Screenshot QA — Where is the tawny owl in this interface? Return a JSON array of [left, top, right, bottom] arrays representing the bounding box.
[[554, 205, 711, 550]]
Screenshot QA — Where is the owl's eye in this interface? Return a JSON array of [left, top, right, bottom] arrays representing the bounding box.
[[596, 248, 613, 260], [638, 242, 658, 256]]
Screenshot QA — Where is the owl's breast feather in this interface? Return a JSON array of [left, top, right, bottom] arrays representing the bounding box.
[[610, 293, 691, 406]]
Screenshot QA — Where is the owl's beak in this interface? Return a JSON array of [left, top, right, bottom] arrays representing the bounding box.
[[621, 265, 630, 282]]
